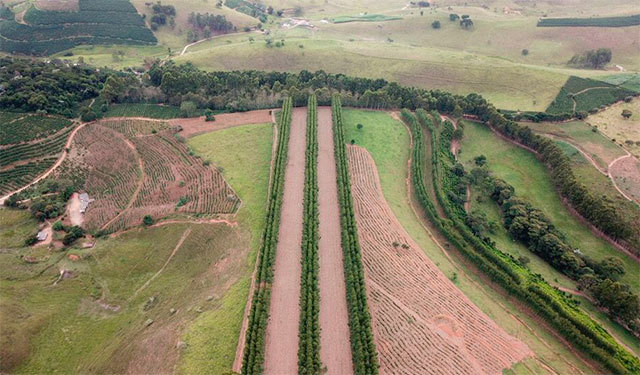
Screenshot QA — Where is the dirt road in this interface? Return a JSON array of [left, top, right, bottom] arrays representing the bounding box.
[[317, 107, 354, 374], [264, 107, 306, 374]]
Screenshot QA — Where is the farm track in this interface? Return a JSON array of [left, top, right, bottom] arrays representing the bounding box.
[[347, 144, 532, 375], [264, 107, 307, 374], [0, 121, 85, 205], [316, 107, 353, 374]]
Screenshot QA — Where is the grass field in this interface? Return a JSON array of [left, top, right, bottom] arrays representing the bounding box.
[[458, 120, 639, 292], [340, 109, 594, 374], [183, 122, 273, 373], [587, 97, 640, 157]]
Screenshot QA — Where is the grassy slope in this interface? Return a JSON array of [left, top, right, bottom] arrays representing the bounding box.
[[341, 109, 592, 375], [0, 209, 36, 248], [458, 120, 639, 292], [182, 122, 273, 373], [587, 97, 640, 158]]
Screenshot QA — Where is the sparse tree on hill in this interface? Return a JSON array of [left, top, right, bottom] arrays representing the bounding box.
[[521, 49, 529, 56], [431, 20, 441, 29], [449, 13, 459, 21], [622, 109, 632, 119]]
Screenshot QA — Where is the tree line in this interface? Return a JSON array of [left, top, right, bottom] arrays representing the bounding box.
[[242, 98, 292, 375], [298, 94, 321, 374], [332, 95, 379, 375]]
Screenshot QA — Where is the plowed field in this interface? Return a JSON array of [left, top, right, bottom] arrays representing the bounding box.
[[347, 144, 532, 375]]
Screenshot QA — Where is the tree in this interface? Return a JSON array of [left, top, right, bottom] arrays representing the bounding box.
[[205, 109, 216, 121], [568, 48, 612, 69], [143, 215, 154, 226], [622, 109, 632, 119], [431, 20, 441, 29], [180, 101, 198, 117], [357, 123, 363, 130], [80, 107, 97, 122], [460, 17, 473, 29], [521, 49, 529, 56], [449, 13, 459, 21], [474, 155, 487, 166]]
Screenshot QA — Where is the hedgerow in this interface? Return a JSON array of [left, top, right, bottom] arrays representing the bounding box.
[[332, 95, 379, 375], [537, 14, 640, 27], [407, 109, 640, 375], [242, 98, 292, 375], [298, 95, 321, 374]]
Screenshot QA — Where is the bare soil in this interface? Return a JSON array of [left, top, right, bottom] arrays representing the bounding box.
[[170, 110, 274, 138], [609, 155, 640, 204], [347, 145, 532, 375], [316, 107, 353, 375], [263, 107, 306, 374], [67, 192, 84, 226]]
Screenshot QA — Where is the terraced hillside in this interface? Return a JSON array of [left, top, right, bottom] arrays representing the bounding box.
[[0, 0, 156, 55]]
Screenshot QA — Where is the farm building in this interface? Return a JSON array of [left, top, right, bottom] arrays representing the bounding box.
[[36, 230, 48, 242], [78, 193, 93, 213]]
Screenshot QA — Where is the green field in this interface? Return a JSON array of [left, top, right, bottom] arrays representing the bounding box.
[[340, 109, 594, 374], [537, 14, 640, 27], [458, 120, 639, 292], [184, 122, 273, 373], [546, 76, 636, 114], [0, 114, 72, 145], [332, 14, 402, 23]]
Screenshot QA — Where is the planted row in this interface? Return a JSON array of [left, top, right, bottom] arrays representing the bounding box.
[[407, 109, 639, 374], [242, 98, 293, 375], [298, 95, 321, 374], [331, 95, 378, 375]]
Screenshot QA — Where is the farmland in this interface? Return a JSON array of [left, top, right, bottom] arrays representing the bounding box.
[[587, 97, 640, 157], [546, 76, 636, 114], [0, 0, 156, 55], [331, 14, 402, 24], [0, 114, 72, 145], [537, 14, 640, 27]]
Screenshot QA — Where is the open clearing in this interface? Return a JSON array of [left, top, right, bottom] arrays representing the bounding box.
[[347, 144, 531, 374], [587, 97, 640, 158], [317, 107, 353, 374], [169, 109, 274, 138], [264, 107, 306, 374]]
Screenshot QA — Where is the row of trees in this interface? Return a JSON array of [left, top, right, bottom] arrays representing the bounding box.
[[242, 98, 292, 375], [298, 95, 321, 374], [475, 168, 639, 331], [332, 95, 379, 375]]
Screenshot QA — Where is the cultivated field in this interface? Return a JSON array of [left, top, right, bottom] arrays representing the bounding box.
[[347, 144, 531, 374], [169, 109, 274, 138]]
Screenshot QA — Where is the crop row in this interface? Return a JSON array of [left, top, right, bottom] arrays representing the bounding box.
[[0, 21, 156, 43], [0, 157, 57, 195], [298, 95, 321, 374], [537, 14, 640, 27], [24, 7, 146, 26], [408, 109, 639, 374], [242, 98, 293, 375], [0, 126, 71, 167], [1, 114, 72, 145], [78, 0, 139, 12], [331, 95, 379, 375]]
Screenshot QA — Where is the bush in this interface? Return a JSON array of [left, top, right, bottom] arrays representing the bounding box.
[[143, 215, 154, 226], [52, 221, 64, 231], [431, 20, 441, 29], [62, 226, 84, 245]]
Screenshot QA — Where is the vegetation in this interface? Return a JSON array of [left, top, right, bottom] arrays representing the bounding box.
[[187, 12, 234, 42], [0, 114, 72, 145], [224, 0, 267, 23], [331, 14, 402, 23], [298, 95, 321, 374], [537, 15, 640, 28], [0, 0, 156, 55], [407, 109, 639, 374], [332, 95, 378, 375], [546, 76, 636, 115], [242, 98, 292, 375], [472, 167, 639, 332], [568, 48, 612, 69]]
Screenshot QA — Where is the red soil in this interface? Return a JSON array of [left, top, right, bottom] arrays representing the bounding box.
[[317, 107, 353, 374], [264, 107, 306, 374], [169, 110, 274, 138], [609, 155, 640, 205], [347, 145, 532, 375]]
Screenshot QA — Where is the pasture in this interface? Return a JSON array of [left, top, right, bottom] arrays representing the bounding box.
[[587, 97, 640, 157]]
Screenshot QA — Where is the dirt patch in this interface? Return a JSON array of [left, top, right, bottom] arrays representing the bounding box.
[[610, 155, 640, 204], [316, 107, 353, 374], [67, 192, 84, 226], [263, 107, 306, 374], [347, 145, 532, 375], [170, 110, 274, 138]]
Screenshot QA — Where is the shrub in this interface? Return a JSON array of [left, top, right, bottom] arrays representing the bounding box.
[[143, 215, 154, 226]]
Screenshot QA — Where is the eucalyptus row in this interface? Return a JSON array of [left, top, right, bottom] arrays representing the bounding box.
[[331, 95, 379, 375], [406, 109, 638, 374], [242, 97, 293, 375], [298, 94, 322, 375]]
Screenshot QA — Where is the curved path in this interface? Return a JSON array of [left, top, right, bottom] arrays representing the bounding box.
[[263, 107, 307, 374], [0, 121, 86, 205], [317, 107, 353, 374]]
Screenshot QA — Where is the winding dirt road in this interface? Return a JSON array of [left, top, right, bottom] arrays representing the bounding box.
[[264, 107, 307, 374], [317, 107, 353, 374]]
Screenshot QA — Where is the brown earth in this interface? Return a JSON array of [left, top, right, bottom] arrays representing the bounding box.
[[316, 107, 353, 374], [610, 155, 640, 205], [347, 144, 532, 375], [170, 110, 274, 138], [263, 107, 306, 374], [67, 192, 84, 226]]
